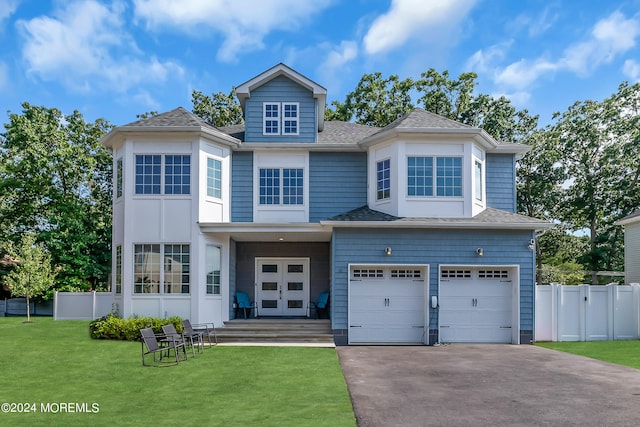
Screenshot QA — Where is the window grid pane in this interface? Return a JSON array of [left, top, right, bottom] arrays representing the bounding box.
[[134, 244, 160, 293], [206, 245, 221, 295], [164, 155, 191, 195], [207, 158, 222, 199], [282, 168, 303, 205], [115, 245, 122, 294], [407, 156, 433, 196], [377, 159, 391, 200], [164, 244, 190, 294], [436, 157, 462, 197], [283, 103, 298, 134], [135, 155, 161, 195], [264, 103, 279, 134], [116, 158, 123, 198], [474, 161, 483, 201], [259, 168, 280, 204]]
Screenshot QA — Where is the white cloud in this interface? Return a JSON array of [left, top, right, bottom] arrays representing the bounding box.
[[494, 58, 557, 90], [363, 0, 478, 55], [465, 41, 511, 74], [0, 0, 20, 22], [133, 0, 333, 62], [623, 59, 640, 81], [17, 0, 183, 93], [323, 41, 358, 73], [560, 11, 640, 75], [510, 4, 559, 37]]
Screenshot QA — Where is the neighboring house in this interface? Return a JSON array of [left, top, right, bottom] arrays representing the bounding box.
[[616, 209, 640, 284], [101, 63, 551, 345]]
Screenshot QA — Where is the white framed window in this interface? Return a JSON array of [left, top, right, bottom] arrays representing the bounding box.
[[259, 167, 303, 205], [205, 245, 221, 295], [207, 157, 222, 199], [474, 160, 483, 201], [262, 102, 299, 135], [116, 158, 123, 198], [377, 159, 391, 200], [407, 156, 462, 197], [135, 155, 191, 195], [133, 244, 190, 294], [115, 245, 122, 294]]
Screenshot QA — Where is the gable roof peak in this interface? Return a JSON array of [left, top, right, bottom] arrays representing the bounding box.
[[122, 106, 209, 128]]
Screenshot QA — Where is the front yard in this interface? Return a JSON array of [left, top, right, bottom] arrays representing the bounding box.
[[0, 318, 356, 427], [537, 340, 640, 369]]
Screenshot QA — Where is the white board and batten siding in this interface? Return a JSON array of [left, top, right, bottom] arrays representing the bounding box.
[[348, 264, 429, 344], [438, 265, 520, 344]]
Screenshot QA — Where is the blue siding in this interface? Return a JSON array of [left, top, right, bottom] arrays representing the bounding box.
[[309, 152, 368, 222], [330, 228, 536, 338], [231, 151, 253, 222], [486, 154, 516, 212], [244, 76, 317, 142]]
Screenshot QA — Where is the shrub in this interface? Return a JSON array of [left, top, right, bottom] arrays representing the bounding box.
[[89, 314, 184, 341]]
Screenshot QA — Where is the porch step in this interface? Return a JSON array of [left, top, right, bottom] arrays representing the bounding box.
[[216, 319, 334, 345]]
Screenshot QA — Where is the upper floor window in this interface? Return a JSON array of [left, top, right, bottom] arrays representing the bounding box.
[[165, 155, 191, 195], [116, 158, 123, 198], [377, 159, 391, 200], [474, 160, 483, 201], [407, 156, 462, 197], [135, 155, 190, 195], [263, 102, 299, 135], [207, 158, 222, 199], [259, 167, 304, 205]]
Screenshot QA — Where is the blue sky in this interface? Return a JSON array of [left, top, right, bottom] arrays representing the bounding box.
[[1, 0, 639, 129]]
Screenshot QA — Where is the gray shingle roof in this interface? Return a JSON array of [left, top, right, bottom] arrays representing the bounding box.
[[379, 108, 472, 132], [122, 107, 217, 130], [619, 209, 640, 223], [324, 205, 551, 229]]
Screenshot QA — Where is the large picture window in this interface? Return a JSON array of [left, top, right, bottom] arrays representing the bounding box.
[[377, 159, 391, 200], [133, 244, 190, 294], [263, 102, 299, 135], [259, 168, 303, 205], [135, 155, 190, 195], [407, 156, 462, 197]]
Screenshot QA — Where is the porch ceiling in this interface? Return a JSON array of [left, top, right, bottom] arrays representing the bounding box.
[[198, 223, 332, 242]]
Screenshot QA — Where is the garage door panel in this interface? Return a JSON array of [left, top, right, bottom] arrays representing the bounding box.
[[349, 266, 427, 344], [439, 267, 514, 344]]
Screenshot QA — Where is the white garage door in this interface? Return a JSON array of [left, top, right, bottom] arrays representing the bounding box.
[[349, 266, 427, 344], [439, 267, 515, 343]]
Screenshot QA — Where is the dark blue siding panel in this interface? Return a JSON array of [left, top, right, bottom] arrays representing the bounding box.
[[486, 154, 516, 212], [330, 228, 536, 339], [228, 238, 237, 318], [231, 151, 253, 222], [309, 152, 367, 222], [244, 76, 317, 142]]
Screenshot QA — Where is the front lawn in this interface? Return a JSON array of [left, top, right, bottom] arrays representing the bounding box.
[[0, 317, 356, 427], [537, 340, 640, 369]]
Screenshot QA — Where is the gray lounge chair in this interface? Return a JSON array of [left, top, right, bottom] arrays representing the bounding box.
[[162, 324, 195, 357], [140, 327, 186, 367], [182, 319, 217, 352]]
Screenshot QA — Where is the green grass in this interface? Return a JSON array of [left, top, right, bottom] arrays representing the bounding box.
[[0, 317, 356, 427], [537, 340, 640, 369]]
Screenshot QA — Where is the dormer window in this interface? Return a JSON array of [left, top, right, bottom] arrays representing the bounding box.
[[407, 156, 462, 197], [263, 102, 299, 136], [377, 159, 391, 200]]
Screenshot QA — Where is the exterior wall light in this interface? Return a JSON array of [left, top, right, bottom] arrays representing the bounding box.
[[384, 247, 392, 256], [528, 239, 535, 250], [476, 248, 484, 256]]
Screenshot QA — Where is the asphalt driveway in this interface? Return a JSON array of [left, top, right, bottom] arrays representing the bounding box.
[[337, 344, 640, 426]]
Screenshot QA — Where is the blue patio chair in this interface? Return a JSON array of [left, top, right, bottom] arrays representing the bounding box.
[[309, 291, 330, 319], [235, 291, 256, 319]]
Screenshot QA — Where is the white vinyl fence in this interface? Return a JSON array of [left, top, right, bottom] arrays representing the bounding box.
[[53, 291, 115, 320], [536, 284, 640, 342]]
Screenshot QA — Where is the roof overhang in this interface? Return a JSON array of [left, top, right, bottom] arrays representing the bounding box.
[[101, 126, 241, 149], [320, 219, 554, 231], [235, 63, 328, 132], [615, 211, 640, 226]]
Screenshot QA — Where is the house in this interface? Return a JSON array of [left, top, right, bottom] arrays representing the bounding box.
[[101, 63, 551, 345], [616, 209, 640, 284]]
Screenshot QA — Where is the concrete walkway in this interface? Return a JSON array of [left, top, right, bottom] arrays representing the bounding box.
[[337, 344, 640, 426]]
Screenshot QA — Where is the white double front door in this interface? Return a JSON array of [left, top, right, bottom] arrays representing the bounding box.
[[256, 258, 309, 316]]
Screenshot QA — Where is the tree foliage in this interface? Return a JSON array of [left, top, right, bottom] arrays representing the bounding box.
[[0, 102, 113, 291], [191, 89, 244, 127], [3, 233, 57, 322]]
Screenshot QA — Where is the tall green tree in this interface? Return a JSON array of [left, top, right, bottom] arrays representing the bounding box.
[[0, 103, 113, 291], [3, 233, 57, 322], [191, 89, 244, 127]]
